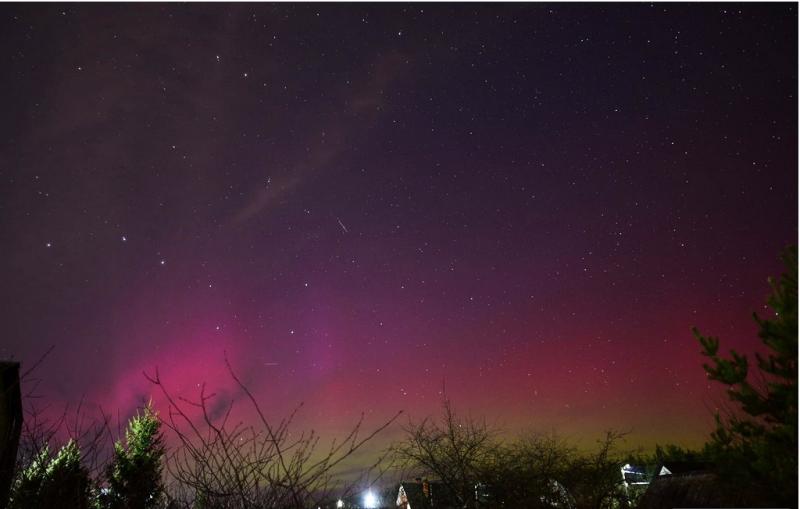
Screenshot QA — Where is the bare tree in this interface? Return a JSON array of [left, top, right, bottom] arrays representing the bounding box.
[[391, 397, 496, 509], [145, 356, 400, 509], [482, 432, 576, 509], [566, 431, 627, 509]]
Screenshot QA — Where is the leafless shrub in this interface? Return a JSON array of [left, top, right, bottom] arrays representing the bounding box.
[[390, 392, 630, 509], [482, 431, 577, 509], [566, 430, 628, 509], [146, 356, 400, 509], [391, 397, 496, 509]]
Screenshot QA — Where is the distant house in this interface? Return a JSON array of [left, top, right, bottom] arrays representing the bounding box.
[[620, 463, 651, 504], [396, 481, 430, 509], [653, 461, 712, 477], [395, 479, 456, 509], [619, 463, 652, 506], [394, 478, 574, 509], [620, 463, 649, 485], [637, 462, 744, 509]]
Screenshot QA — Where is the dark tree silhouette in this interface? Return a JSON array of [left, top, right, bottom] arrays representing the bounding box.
[[145, 356, 399, 509], [0, 362, 22, 509], [480, 432, 576, 509], [391, 397, 495, 509], [566, 431, 627, 509], [693, 246, 797, 506]]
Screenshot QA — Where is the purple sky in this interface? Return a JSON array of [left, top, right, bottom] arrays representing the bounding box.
[[1, 3, 796, 451]]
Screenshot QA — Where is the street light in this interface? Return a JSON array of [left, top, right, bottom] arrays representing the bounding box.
[[336, 500, 344, 509], [363, 491, 378, 509]]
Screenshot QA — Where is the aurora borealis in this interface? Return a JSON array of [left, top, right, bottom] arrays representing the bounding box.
[[1, 3, 797, 452]]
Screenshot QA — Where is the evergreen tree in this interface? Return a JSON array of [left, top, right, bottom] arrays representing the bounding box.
[[8, 446, 50, 509], [693, 246, 797, 506], [43, 440, 93, 509], [653, 443, 704, 464], [103, 402, 165, 509], [9, 440, 92, 509]]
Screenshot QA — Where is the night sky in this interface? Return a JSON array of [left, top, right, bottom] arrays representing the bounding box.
[[1, 3, 797, 451]]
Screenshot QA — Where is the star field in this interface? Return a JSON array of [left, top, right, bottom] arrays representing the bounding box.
[[0, 3, 796, 449]]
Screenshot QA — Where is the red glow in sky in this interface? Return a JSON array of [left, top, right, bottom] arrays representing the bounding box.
[[2, 4, 796, 453]]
